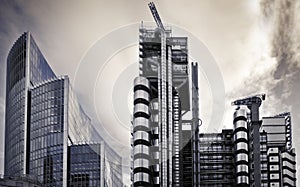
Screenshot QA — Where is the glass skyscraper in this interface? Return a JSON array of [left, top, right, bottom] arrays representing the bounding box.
[[5, 32, 56, 177], [70, 142, 123, 187], [4, 32, 123, 186]]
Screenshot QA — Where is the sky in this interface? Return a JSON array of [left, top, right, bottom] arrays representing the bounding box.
[[0, 0, 299, 185]]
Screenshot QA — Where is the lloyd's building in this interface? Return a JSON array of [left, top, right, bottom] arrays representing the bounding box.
[[130, 2, 297, 187], [131, 2, 200, 187]]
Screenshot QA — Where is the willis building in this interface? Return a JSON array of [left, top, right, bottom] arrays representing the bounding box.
[[4, 32, 123, 186]]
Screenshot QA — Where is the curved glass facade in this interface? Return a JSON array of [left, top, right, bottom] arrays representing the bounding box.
[[103, 142, 123, 187], [5, 33, 27, 176], [29, 77, 65, 186], [5, 32, 56, 176], [5, 32, 123, 186]]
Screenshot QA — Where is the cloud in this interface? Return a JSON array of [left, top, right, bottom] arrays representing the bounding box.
[[227, 0, 300, 183], [226, 0, 300, 125]]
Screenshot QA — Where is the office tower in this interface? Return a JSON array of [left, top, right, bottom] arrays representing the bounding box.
[[29, 75, 94, 186], [261, 113, 296, 186], [233, 108, 297, 187], [199, 130, 235, 186], [232, 94, 266, 186], [131, 3, 200, 186], [70, 143, 123, 187], [198, 103, 297, 187], [5, 32, 56, 177], [4, 32, 123, 186]]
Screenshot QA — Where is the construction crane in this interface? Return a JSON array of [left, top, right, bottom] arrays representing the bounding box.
[[231, 93, 265, 106], [148, 2, 169, 187], [231, 93, 266, 187], [148, 2, 165, 31], [231, 93, 266, 121]]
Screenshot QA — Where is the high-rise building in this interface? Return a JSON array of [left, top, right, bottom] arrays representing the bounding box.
[[4, 32, 123, 186], [261, 113, 296, 186], [130, 3, 200, 186], [69, 142, 123, 187], [199, 130, 235, 186], [5, 32, 56, 177], [198, 105, 297, 187]]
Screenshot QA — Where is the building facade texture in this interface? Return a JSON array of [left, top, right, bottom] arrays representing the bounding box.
[[199, 130, 235, 186], [199, 107, 296, 187], [4, 32, 123, 187], [130, 23, 200, 187], [69, 143, 123, 187], [0, 175, 42, 187]]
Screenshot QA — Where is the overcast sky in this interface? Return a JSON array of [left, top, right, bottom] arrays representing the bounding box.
[[0, 0, 299, 185]]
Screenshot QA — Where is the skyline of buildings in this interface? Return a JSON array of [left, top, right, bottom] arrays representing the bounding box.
[[0, 1, 295, 186], [1, 30, 298, 187]]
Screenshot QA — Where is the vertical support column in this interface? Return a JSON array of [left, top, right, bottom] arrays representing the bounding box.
[[191, 62, 200, 186], [100, 141, 105, 187], [159, 29, 168, 187], [172, 93, 180, 186], [250, 103, 261, 187], [167, 45, 173, 187], [23, 32, 31, 175], [63, 77, 69, 187]]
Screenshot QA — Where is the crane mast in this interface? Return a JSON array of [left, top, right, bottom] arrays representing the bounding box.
[[148, 2, 170, 187], [231, 93, 265, 121], [148, 2, 165, 31]]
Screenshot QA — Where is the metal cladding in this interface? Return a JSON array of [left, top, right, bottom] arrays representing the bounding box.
[[199, 130, 235, 186], [172, 93, 180, 186], [132, 77, 151, 186], [268, 147, 281, 186], [232, 94, 265, 186], [261, 113, 297, 186], [132, 7, 200, 185], [233, 108, 249, 186], [198, 106, 297, 186], [281, 149, 296, 186]]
